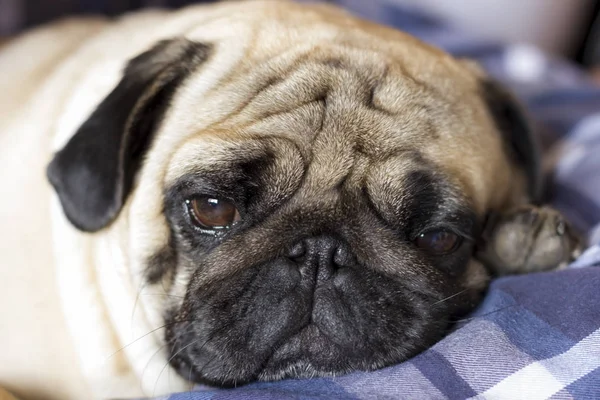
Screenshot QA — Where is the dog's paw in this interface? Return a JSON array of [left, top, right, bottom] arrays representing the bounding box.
[[477, 205, 582, 275]]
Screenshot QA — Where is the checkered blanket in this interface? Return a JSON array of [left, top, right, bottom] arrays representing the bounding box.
[[137, 2, 600, 399]]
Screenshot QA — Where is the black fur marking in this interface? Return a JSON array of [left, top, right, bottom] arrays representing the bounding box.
[[146, 237, 178, 285], [47, 39, 212, 232], [480, 79, 541, 203]]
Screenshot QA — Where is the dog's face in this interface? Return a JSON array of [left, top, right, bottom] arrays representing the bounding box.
[[47, 1, 538, 387]]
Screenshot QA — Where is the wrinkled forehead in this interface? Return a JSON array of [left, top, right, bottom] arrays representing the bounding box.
[[156, 40, 505, 213], [164, 129, 476, 235]]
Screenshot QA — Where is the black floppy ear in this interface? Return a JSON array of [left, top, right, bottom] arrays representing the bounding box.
[[47, 38, 211, 232], [480, 79, 542, 203]]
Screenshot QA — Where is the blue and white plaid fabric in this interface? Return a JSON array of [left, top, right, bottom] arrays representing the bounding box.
[[122, 2, 599, 399]]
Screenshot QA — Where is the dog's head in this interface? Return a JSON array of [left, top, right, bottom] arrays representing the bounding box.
[[47, 1, 538, 387]]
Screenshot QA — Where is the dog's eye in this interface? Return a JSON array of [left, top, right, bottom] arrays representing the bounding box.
[[415, 230, 462, 255], [186, 196, 241, 229]]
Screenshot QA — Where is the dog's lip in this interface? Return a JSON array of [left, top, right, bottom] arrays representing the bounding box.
[[260, 284, 359, 365], [170, 352, 203, 383], [168, 323, 330, 385], [260, 323, 338, 371]]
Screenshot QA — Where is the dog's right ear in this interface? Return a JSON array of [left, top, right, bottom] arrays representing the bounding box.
[[47, 38, 212, 232]]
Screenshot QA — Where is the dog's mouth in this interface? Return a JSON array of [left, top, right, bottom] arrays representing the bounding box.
[[163, 249, 472, 387], [168, 322, 350, 386], [167, 315, 427, 387], [258, 322, 379, 381]]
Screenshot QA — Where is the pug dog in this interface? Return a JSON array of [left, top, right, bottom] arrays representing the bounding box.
[[0, 1, 581, 399]]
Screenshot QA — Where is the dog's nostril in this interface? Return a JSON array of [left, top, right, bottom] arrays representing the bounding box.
[[287, 241, 306, 259], [333, 245, 354, 267], [288, 236, 356, 270]]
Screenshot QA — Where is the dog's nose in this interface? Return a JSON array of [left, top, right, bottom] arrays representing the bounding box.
[[286, 236, 355, 281]]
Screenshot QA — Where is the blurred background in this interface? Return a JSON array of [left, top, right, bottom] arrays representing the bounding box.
[[1, 0, 600, 78]]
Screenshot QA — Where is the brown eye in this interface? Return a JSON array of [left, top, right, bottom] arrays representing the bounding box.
[[415, 230, 461, 255], [187, 196, 241, 229]]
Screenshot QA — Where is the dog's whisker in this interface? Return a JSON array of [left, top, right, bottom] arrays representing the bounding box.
[[155, 322, 234, 395], [153, 337, 205, 397], [106, 323, 169, 363], [130, 280, 148, 337], [106, 318, 203, 362], [165, 324, 198, 396], [188, 358, 194, 400], [431, 288, 470, 307], [431, 274, 492, 309], [454, 304, 518, 323], [141, 293, 186, 299], [141, 341, 171, 389], [153, 322, 226, 397], [142, 322, 201, 391]]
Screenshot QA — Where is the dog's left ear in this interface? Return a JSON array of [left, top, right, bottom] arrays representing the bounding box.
[[461, 60, 541, 203], [480, 78, 542, 203], [47, 38, 211, 232]]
